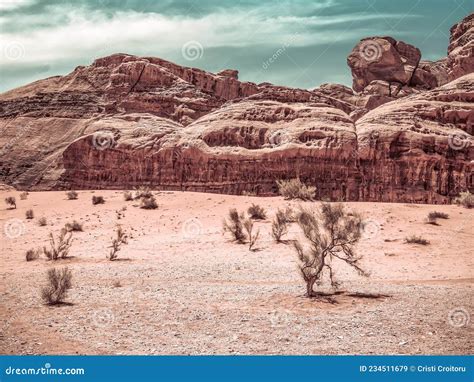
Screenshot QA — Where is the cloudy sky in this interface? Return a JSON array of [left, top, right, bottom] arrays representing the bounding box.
[[0, 0, 471, 92]]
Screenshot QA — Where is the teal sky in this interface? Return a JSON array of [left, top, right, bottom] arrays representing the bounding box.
[[0, 0, 472, 92]]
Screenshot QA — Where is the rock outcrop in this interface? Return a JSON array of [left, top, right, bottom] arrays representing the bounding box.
[[447, 13, 474, 81], [1, 13, 472, 203]]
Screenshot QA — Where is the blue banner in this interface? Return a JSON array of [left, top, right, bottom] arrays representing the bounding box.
[[0, 355, 472, 381]]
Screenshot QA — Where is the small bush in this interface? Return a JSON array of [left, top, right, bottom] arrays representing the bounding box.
[[20, 192, 29, 200], [26, 248, 41, 262], [43, 228, 73, 260], [140, 195, 158, 209], [38, 217, 47, 226], [272, 208, 290, 243], [66, 190, 78, 200], [113, 280, 122, 288], [92, 195, 105, 205], [427, 211, 449, 224], [223, 209, 246, 243], [134, 186, 153, 200], [123, 191, 133, 201], [64, 220, 83, 232], [243, 217, 260, 251], [405, 235, 430, 245], [41, 267, 72, 305], [25, 209, 34, 219], [108, 225, 128, 261], [247, 204, 267, 220], [276, 179, 316, 201], [282, 206, 297, 222], [454, 191, 474, 209], [5, 196, 16, 209]]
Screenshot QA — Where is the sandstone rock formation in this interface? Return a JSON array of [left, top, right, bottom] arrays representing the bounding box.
[[447, 13, 474, 81], [0, 13, 472, 203]]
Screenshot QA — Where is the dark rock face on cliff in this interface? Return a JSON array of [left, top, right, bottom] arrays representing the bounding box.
[[0, 13, 473, 203]]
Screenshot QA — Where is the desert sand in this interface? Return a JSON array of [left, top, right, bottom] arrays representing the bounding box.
[[0, 190, 472, 355]]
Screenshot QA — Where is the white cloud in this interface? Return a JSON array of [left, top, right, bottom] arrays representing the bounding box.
[[0, 0, 35, 11]]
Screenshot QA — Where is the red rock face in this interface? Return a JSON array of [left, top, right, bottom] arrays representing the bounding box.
[[447, 13, 474, 81], [1, 13, 473, 203]]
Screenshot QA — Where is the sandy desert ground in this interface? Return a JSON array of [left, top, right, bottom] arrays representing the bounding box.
[[0, 190, 472, 355]]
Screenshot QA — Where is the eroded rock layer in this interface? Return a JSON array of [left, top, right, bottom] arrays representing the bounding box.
[[1, 13, 473, 203]]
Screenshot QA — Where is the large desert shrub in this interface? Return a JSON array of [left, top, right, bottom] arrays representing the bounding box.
[[108, 225, 128, 261], [92, 195, 105, 205], [41, 267, 72, 305], [243, 217, 260, 251], [223, 209, 246, 243], [25, 209, 34, 219], [5, 196, 16, 209], [276, 179, 316, 201], [247, 204, 267, 220], [293, 203, 367, 297], [66, 190, 78, 200], [454, 191, 474, 209], [43, 228, 73, 260], [272, 208, 291, 243]]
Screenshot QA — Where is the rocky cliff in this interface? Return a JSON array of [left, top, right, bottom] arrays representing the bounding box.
[[0, 13, 472, 203]]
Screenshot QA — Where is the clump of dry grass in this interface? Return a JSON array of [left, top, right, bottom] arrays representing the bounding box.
[[140, 195, 158, 209], [38, 217, 47, 226], [66, 190, 78, 200], [426, 211, 449, 225], [26, 248, 41, 262], [454, 191, 474, 209], [272, 208, 291, 243], [92, 195, 105, 205], [243, 217, 260, 251], [41, 267, 72, 305], [64, 220, 83, 232], [276, 179, 316, 201], [247, 203, 267, 220], [405, 235, 430, 245], [5, 196, 16, 209], [134, 186, 153, 200], [123, 191, 133, 201], [19, 192, 29, 200], [25, 209, 34, 219], [108, 225, 128, 261]]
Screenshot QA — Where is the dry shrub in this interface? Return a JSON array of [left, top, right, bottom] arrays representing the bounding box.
[[41, 267, 72, 305], [108, 225, 128, 261], [5, 196, 16, 209], [43, 228, 73, 260], [294, 203, 367, 297], [223, 209, 246, 243], [405, 235, 430, 245], [20, 192, 29, 200], [276, 179, 316, 201], [64, 220, 83, 232], [66, 190, 78, 200], [140, 195, 158, 209], [92, 195, 105, 205], [38, 217, 47, 226], [134, 186, 153, 200], [123, 191, 133, 201], [26, 248, 41, 262], [427, 211, 449, 224], [25, 209, 34, 219], [247, 203, 267, 220], [243, 217, 260, 251], [272, 208, 291, 243], [454, 191, 474, 209]]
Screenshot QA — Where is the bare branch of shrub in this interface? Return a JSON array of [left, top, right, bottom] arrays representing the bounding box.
[[41, 267, 72, 305], [43, 228, 73, 260], [108, 225, 128, 261]]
